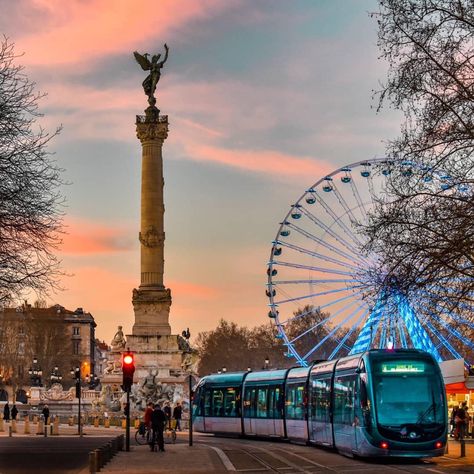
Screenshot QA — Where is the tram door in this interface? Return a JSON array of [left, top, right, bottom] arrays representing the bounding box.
[[333, 373, 357, 454], [309, 376, 332, 446]]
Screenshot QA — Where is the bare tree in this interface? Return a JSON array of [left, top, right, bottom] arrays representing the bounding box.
[[363, 1, 474, 318], [0, 37, 64, 304]]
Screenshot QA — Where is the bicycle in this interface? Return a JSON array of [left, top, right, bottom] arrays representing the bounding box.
[[164, 418, 177, 443], [135, 422, 151, 445]]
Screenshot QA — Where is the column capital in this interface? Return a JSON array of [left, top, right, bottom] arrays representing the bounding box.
[[136, 115, 168, 143]]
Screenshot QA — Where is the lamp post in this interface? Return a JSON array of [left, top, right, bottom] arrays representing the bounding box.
[[264, 356, 270, 370], [50, 366, 62, 385], [28, 357, 43, 386], [222, 366, 227, 373], [70, 366, 82, 436]]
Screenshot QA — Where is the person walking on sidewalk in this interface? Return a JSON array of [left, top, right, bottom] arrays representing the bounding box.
[[11, 404, 18, 421], [150, 403, 166, 452], [3, 402, 10, 422], [173, 402, 182, 431], [164, 401, 171, 429], [42, 405, 50, 425]]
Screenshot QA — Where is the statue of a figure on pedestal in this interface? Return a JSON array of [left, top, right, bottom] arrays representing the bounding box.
[[111, 326, 126, 352], [134, 44, 169, 106]]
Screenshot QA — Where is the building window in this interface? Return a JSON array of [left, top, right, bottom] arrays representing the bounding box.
[[73, 340, 80, 355], [73, 327, 80, 336], [18, 325, 25, 335], [18, 342, 25, 355]]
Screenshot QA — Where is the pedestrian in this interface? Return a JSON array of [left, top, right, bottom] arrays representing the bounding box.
[[173, 402, 182, 431], [42, 404, 50, 425], [164, 401, 171, 429], [454, 403, 467, 440], [150, 403, 166, 452], [3, 402, 10, 422], [11, 404, 18, 421]]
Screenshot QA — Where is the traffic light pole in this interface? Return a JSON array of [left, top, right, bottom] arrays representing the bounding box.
[[189, 374, 193, 447], [78, 380, 82, 437], [126, 390, 130, 451]]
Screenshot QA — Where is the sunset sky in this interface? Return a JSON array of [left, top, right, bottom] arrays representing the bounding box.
[[0, 0, 401, 345]]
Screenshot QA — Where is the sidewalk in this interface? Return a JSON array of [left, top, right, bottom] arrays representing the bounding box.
[[97, 443, 228, 474]]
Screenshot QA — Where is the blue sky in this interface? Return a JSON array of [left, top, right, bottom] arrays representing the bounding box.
[[0, 0, 402, 344]]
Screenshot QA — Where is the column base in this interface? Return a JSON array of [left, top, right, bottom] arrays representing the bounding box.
[[132, 287, 172, 336]]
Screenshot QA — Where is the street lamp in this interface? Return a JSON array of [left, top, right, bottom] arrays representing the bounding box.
[[247, 367, 252, 372], [86, 373, 99, 389], [50, 366, 62, 384], [222, 366, 227, 373], [264, 356, 270, 370], [70, 366, 82, 436], [28, 356, 43, 386]]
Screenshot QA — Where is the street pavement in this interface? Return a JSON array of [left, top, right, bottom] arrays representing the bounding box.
[[0, 422, 473, 473], [101, 434, 474, 474]]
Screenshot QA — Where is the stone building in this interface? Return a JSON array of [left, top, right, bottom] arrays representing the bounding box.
[[0, 302, 97, 401]]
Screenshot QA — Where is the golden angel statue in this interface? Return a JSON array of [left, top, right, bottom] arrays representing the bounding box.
[[133, 44, 169, 105]]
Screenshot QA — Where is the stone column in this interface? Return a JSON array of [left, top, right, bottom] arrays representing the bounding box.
[[132, 114, 172, 336]]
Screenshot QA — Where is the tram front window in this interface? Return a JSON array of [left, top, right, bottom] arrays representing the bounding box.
[[372, 359, 445, 428]]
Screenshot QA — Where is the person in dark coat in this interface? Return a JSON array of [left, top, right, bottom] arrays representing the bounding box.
[[3, 402, 10, 422], [11, 404, 18, 421], [163, 402, 171, 429], [173, 402, 182, 431], [42, 405, 50, 425], [150, 403, 166, 452]]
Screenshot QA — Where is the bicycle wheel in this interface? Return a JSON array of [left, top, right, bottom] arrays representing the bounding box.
[[135, 429, 149, 445]]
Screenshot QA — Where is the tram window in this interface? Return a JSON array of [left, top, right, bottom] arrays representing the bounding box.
[[310, 377, 331, 422], [244, 387, 257, 418], [212, 389, 224, 416], [223, 387, 239, 417], [268, 385, 284, 419], [286, 383, 305, 420], [204, 388, 212, 416], [257, 387, 268, 418], [333, 375, 356, 425]]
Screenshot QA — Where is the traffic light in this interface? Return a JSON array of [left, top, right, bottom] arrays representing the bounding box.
[[122, 351, 135, 392]]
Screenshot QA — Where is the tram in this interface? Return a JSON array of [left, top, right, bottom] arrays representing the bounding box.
[[192, 349, 447, 458]]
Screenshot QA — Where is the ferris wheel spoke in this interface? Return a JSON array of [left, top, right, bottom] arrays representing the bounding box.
[[299, 207, 363, 257], [331, 183, 365, 236], [423, 319, 463, 360], [416, 290, 474, 330], [275, 240, 361, 270], [271, 278, 360, 285], [286, 222, 367, 265], [328, 308, 368, 359], [272, 260, 356, 277], [310, 190, 365, 248], [274, 283, 366, 306], [397, 318, 408, 348], [288, 297, 362, 344], [281, 288, 368, 325], [302, 304, 366, 361], [349, 178, 368, 217], [418, 306, 474, 353]]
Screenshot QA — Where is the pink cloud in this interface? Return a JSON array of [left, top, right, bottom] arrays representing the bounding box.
[[60, 217, 134, 255], [13, 0, 234, 66], [190, 144, 332, 179]]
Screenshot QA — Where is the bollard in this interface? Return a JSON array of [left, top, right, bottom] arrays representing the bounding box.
[[105, 418, 110, 428], [460, 438, 466, 458], [134, 418, 140, 429], [37, 420, 44, 435], [52, 417, 59, 435], [89, 451, 97, 474], [94, 417, 99, 428], [0, 416, 4, 432], [94, 449, 101, 472], [8, 425, 12, 437], [121, 419, 126, 429], [44, 425, 48, 437], [24, 418, 30, 434], [11, 419, 17, 433]]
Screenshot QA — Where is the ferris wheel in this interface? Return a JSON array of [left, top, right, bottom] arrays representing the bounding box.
[[266, 158, 474, 367]]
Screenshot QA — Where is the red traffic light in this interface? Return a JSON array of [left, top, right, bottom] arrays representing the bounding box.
[[123, 354, 133, 365]]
